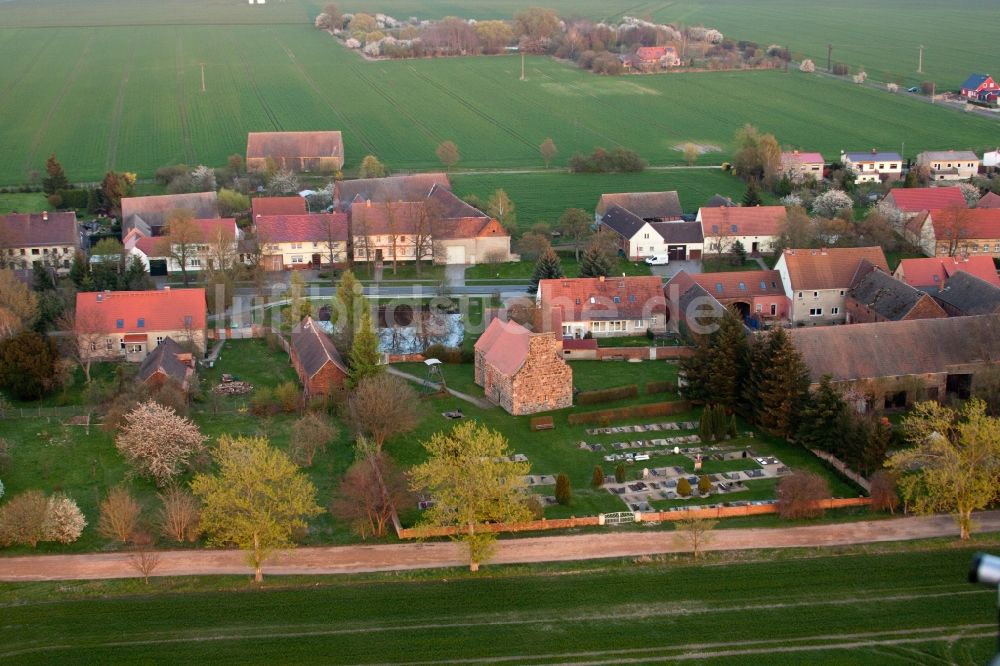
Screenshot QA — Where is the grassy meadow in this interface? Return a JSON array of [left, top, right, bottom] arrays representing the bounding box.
[[0, 544, 997, 664], [0, 0, 998, 185]]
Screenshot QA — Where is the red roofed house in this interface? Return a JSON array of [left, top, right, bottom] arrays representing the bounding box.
[[978, 192, 1000, 209], [774, 247, 889, 325], [0, 211, 79, 273], [246, 131, 344, 173], [960, 74, 998, 100], [904, 208, 1000, 258], [425, 185, 512, 265], [633, 46, 681, 70], [893, 255, 1000, 292], [697, 205, 786, 256], [537, 276, 667, 339], [251, 196, 307, 220], [779, 151, 825, 183], [75, 288, 207, 363], [290, 316, 347, 398], [351, 200, 434, 265], [474, 318, 572, 415], [121, 192, 219, 236], [255, 213, 348, 271], [844, 261, 947, 324], [124, 218, 240, 276], [667, 269, 789, 325], [883, 186, 967, 215]]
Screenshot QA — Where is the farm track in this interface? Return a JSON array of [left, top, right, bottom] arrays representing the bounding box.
[[22, 30, 97, 173], [174, 36, 196, 163], [104, 36, 134, 171], [273, 39, 377, 154], [407, 66, 538, 152], [0, 30, 58, 115], [348, 63, 444, 145]]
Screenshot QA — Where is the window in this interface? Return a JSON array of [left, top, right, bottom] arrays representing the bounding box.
[[730, 224, 737, 233], [760, 281, 767, 290], [738, 282, 746, 290], [63, 247, 69, 253], [809, 307, 823, 317], [575, 298, 581, 305], [562, 324, 571, 336], [42, 248, 48, 254], [890, 164, 898, 169], [291, 255, 304, 263], [633, 320, 644, 329], [612, 296, 620, 304], [137, 318, 145, 328], [715, 283, 723, 293], [183, 315, 193, 327], [643, 233, 649, 239], [770, 303, 777, 316], [120, 337, 126, 350], [90, 342, 97, 352], [292, 242, 302, 249], [878, 163, 885, 169], [31, 248, 39, 255], [813, 291, 818, 298], [189, 258, 201, 267], [156, 336, 164, 345], [589, 297, 596, 304], [106, 339, 113, 351], [127, 344, 143, 354], [832, 307, 840, 315], [839, 290, 845, 296], [116, 319, 124, 329], [932, 274, 940, 283], [711, 224, 719, 233], [313, 242, 319, 248], [755, 304, 762, 313], [797, 292, 802, 298], [985, 244, 991, 253], [592, 321, 605, 332]]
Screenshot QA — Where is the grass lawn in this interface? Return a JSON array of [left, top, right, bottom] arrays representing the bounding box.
[[0, 192, 48, 213], [0, 543, 996, 663], [350, 261, 447, 284], [885, 249, 927, 272], [700, 257, 769, 272], [465, 251, 651, 281]]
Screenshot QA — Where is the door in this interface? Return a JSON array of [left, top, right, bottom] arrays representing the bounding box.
[[148, 259, 167, 276], [264, 255, 283, 272], [375, 248, 383, 262], [751, 241, 759, 253], [445, 245, 466, 265], [689, 249, 701, 260], [311, 253, 322, 268], [667, 245, 686, 261]]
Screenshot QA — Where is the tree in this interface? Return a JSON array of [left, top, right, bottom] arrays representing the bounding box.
[[578, 238, 615, 278], [698, 407, 713, 442], [887, 399, 1000, 540], [57, 307, 104, 384], [115, 401, 207, 486], [156, 209, 204, 287], [776, 471, 831, 519], [706, 310, 749, 410], [869, 470, 900, 514], [157, 486, 201, 542], [555, 473, 572, 505], [193, 435, 323, 582], [128, 531, 161, 584], [796, 376, 847, 453], [486, 189, 516, 232], [98, 486, 142, 543], [100, 171, 133, 218], [615, 463, 626, 483], [514, 7, 559, 52], [0, 269, 38, 338], [673, 516, 718, 559], [290, 413, 337, 467], [799, 59, 816, 72], [42, 154, 68, 195], [515, 231, 551, 262], [347, 307, 382, 388], [698, 475, 712, 495], [680, 334, 715, 404], [676, 477, 692, 497], [436, 140, 460, 170], [755, 327, 811, 438], [474, 19, 514, 53], [0, 331, 59, 400], [332, 446, 411, 538], [345, 374, 421, 451], [528, 247, 564, 294], [591, 466, 605, 487], [682, 142, 700, 166], [331, 270, 363, 352], [742, 179, 763, 206], [43, 493, 87, 544], [267, 168, 299, 195], [358, 154, 387, 179], [540, 138, 558, 168], [217, 188, 250, 218], [732, 124, 781, 185], [811, 189, 853, 218], [190, 165, 217, 192], [558, 208, 592, 262], [0, 490, 49, 547], [409, 422, 533, 571]]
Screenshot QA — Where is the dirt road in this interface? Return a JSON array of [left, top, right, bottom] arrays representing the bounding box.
[[1, 511, 996, 581]]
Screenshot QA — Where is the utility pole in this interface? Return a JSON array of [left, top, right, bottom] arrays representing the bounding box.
[[917, 45, 924, 74], [200, 63, 206, 92], [520, 52, 525, 81], [827, 43, 832, 73]]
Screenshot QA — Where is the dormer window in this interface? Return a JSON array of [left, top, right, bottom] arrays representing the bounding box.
[[628, 294, 636, 302], [738, 282, 746, 290], [575, 298, 581, 305], [711, 224, 719, 233], [731, 224, 737, 233], [715, 283, 723, 293], [589, 297, 596, 304], [116, 319, 124, 329], [137, 318, 145, 328], [760, 281, 767, 290], [613, 296, 621, 304]]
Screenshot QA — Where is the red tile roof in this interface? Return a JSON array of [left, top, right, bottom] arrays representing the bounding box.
[[885, 187, 966, 213], [0, 211, 78, 247], [636, 46, 674, 61], [76, 289, 207, 334], [538, 276, 666, 322], [246, 131, 343, 159], [434, 217, 507, 240], [780, 247, 889, 290], [978, 192, 1000, 209], [475, 318, 531, 376], [928, 208, 1000, 240], [130, 219, 237, 256], [895, 256, 1000, 289], [562, 338, 597, 350], [699, 206, 786, 237], [121, 192, 219, 231], [350, 201, 425, 236], [781, 151, 824, 164], [251, 197, 307, 219], [255, 213, 348, 244], [689, 270, 785, 299]]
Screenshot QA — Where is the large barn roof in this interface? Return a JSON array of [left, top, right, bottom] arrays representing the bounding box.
[[246, 131, 343, 159]]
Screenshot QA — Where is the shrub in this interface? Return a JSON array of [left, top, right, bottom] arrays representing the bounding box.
[[45, 494, 87, 544], [832, 62, 849, 76], [0, 490, 49, 547], [799, 59, 815, 73], [728, 415, 738, 438], [98, 486, 142, 543], [555, 474, 572, 505], [58, 188, 89, 209], [645, 381, 677, 395], [46, 193, 63, 208], [567, 401, 691, 425], [524, 494, 545, 520], [115, 401, 207, 486], [615, 463, 626, 483], [576, 384, 639, 405], [712, 404, 729, 440], [249, 386, 276, 416], [591, 466, 605, 488], [676, 477, 692, 497], [869, 470, 900, 514], [290, 413, 337, 467], [697, 475, 712, 494], [811, 189, 853, 218], [274, 381, 302, 413], [698, 408, 713, 442], [776, 471, 831, 519], [158, 486, 201, 542]]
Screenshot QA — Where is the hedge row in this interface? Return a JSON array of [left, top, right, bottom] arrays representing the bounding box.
[[645, 381, 678, 395], [567, 401, 692, 425], [424, 344, 474, 364], [576, 384, 638, 405]]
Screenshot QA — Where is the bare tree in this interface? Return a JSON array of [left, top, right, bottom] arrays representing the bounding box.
[[157, 486, 201, 542], [673, 515, 718, 559], [330, 447, 411, 538], [290, 412, 338, 467], [345, 374, 421, 451], [352, 205, 376, 277], [155, 209, 205, 287], [57, 306, 105, 383], [98, 486, 142, 543], [412, 199, 439, 277], [436, 141, 460, 170], [936, 205, 972, 257], [128, 531, 161, 584], [776, 471, 831, 519], [868, 470, 900, 514], [540, 138, 557, 168]]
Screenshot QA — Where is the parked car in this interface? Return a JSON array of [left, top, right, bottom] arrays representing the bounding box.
[[645, 255, 670, 266], [907, 86, 919, 93]]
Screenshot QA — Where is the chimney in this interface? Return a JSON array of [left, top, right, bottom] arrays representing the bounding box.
[[871, 148, 877, 155], [163, 286, 171, 291], [42, 211, 48, 221], [820, 247, 828, 255], [366, 199, 371, 208], [256, 213, 261, 219], [599, 275, 605, 282]]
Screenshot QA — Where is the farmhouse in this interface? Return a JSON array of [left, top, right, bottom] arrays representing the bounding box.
[[426, 184, 512, 265], [246, 131, 344, 173], [121, 192, 220, 236], [960, 73, 998, 100], [251, 196, 307, 220], [628, 46, 681, 70], [774, 247, 889, 325], [75, 288, 207, 363], [124, 218, 240, 276], [290, 316, 347, 398], [841, 150, 903, 183], [136, 337, 195, 392], [599, 206, 701, 260], [789, 314, 1000, 406], [916, 151, 980, 181], [883, 186, 966, 216], [893, 255, 1000, 291], [779, 151, 824, 183], [931, 271, 1000, 316], [0, 211, 79, 273], [351, 201, 433, 264], [594, 191, 683, 223], [697, 205, 785, 256], [254, 213, 348, 271], [334, 173, 450, 211], [474, 318, 572, 416], [905, 207, 1000, 257], [537, 276, 667, 339], [844, 261, 946, 324], [667, 269, 789, 325]]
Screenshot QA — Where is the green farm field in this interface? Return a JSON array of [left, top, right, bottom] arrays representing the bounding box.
[[0, 545, 997, 664], [1, 0, 998, 186]]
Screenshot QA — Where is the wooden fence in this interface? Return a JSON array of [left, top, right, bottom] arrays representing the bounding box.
[[0, 405, 93, 420]]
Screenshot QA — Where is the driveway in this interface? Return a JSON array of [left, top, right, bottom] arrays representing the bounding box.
[[651, 259, 701, 279], [446, 264, 467, 287]]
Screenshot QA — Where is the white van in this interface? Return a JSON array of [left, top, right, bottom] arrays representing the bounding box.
[[644, 255, 669, 266]]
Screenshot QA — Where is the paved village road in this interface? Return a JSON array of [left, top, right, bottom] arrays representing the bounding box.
[[1, 512, 997, 582]]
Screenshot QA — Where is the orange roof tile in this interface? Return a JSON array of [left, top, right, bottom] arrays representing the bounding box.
[[246, 131, 343, 159], [689, 270, 785, 299], [895, 256, 1000, 289], [780, 247, 889, 290], [475, 318, 531, 376], [76, 289, 206, 334], [929, 208, 1000, 240], [255, 213, 348, 244], [885, 187, 966, 213], [538, 276, 666, 323], [699, 206, 786, 237], [251, 197, 307, 219]]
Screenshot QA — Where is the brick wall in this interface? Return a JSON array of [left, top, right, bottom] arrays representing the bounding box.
[[591, 346, 694, 361], [510, 335, 573, 415]]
